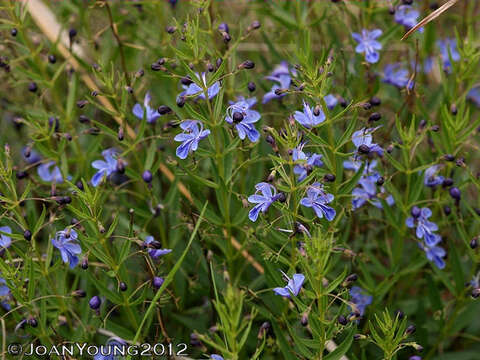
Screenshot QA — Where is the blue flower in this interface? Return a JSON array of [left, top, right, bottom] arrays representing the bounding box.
[[174, 120, 210, 159], [91, 149, 119, 187], [273, 271, 305, 298], [437, 38, 460, 70], [467, 87, 480, 107], [349, 286, 372, 316], [300, 182, 336, 221], [383, 63, 414, 89], [324, 94, 338, 110], [225, 97, 261, 142], [419, 242, 446, 269], [343, 158, 378, 174], [424, 165, 444, 187], [352, 127, 383, 156], [0, 276, 9, 297], [247, 182, 283, 222], [22, 147, 41, 164], [37, 161, 64, 183], [132, 92, 161, 124], [292, 143, 323, 182], [294, 100, 325, 128], [406, 207, 441, 246], [143, 236, 172, 259], [352, 174, 394, 210], [395, 5, 423, 31], [210, 355, 224, 360], [51, 228, 82, 269], [0, 226, 12, 249], [94, 339, 127, 360], [178, 73, 220, 100], [262, 62, 294, 104], [352, 29, 382, 64]]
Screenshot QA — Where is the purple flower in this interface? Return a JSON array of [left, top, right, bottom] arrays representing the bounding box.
[[247, 183, 283, 222], [91, 149, 120, 187], [343, 158, 378, 174], [352, 127, 383, 156], [383, 63, 413, 89], [437, 38, 460, 70], [132, 92, 161, 124], [153, 276, 164, 289], [143, 236, 172, 259], [419, 242, 446, 269], [94, 339, 127, 360], [22, 147, 41, 164], [174, 120, 210, 159], [51, 228, 82, 269], [467, 87, 480, 107], [210, 355, 224, 360], [273, 271, 305, 298], [424, 165, 444, 187], [406, 207, 441, 247], [294, 100, 325, 128], [352, 174, 394, 210], [0, 276, 9, 297], [324, 94, 338, 110], [0, 226, 12, 249], [300, 182, 336, 221], [352, 29, 382, 64], [225, 97, 261, 142], [37, 161, 63, 183], [178, 72, 220, 100], [262, 62, 294, 104], [395, 5, 423, 31], [349, 286, 372, 316], [292, 143, 323, 182]]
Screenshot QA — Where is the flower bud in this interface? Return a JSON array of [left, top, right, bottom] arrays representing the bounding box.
[[72, 289, 86, 298], [166, 26, 176, 34], [28, 82, 38, 92], [411, 206, 421, 218], [337, 315, 348, 325], [368, 112, 382, 122], [443, 154, 455, 161], [23, 230, 32, 241], [470, 237, 478, 249], [449, 187, 461, 202], [81, 258, 88, 270], [11, 28, 18, 36], [76, 100, 88, 108], [443, 205, 451, 216], [405, 324, 416, 335], [48, 54, 56, 64], [89, 295, 101, 310], [153, 276, 164, 289], [248, 81, 256, 92], [369, 96, 381, 106], [142, 170, 153, 183], [442, 178, 453, 187], [394, 309, 404, 319], [239, 60, 255, 70], [218, 23, 229, 33], [119, 282, 128, 292], [324, 173, 336, 182]]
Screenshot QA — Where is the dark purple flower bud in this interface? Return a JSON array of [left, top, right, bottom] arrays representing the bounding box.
[[358, 144, 370, 154], [239, 60, 255, 70], [176, 96, 185, 108], [76, 181, 84, 191], [301, 313, 308, 326], [28, 82, 38, 92], [157, 105, 172, 115], [362, 102, 372, 110], [76, 100, 88, 108], [181, 76, 193, 85], [450, 104, 457, 115], [472, 288, 480, 298], [48, 54, 56, 64], [116, 159, 126, 174], [89, 295, 101, 310], [387, 144, 394, 153], [257, 321, 270, 339], [151, 62, 163, 71], [449, 187, 461, 201], [135, 69, 144, 78], [250, 20, 261, 29], [402, 0, 413, 4], [248, 81, 256, 92], [405, 324, 416, 335], [79, 115, 90, 124], [68, 28, 77, 40], [324, 173, 336, 182], [442, 178, 454, 188], [430, 2, 439, 10], [216, 58, 223, 68], [369, 112, 382, 122], [206, 62, 214, 72], [81, 258, 88, 270], [345, 273, 358, 283], [470, 237, 478, 249], [276, 193, 286, 203], [394, 309, 405, 319], [166, 26, 176, 34], [218, 23, 229, 33], [28, 318, 38, 327], [73, 289, 86, 298], [233, 112, 244, 123], [142, 170, 153, 183], [313, 105, 321, 116], [48, 116, 59, 132], [23, 230, 32, 241], [443, 154, 455, 161], [91, 90, 98, 97], [339, 97, 347, 107], [11, 28, 17, 36], [119, 282, 128, 292], [338, 315, 348, 325], [443, 205, 451, 216], [153, 276, 164, 289], [431, 125, 440, 132], [411, 206, 421, 218], [376, 177, 384, 186], [222, 32, 231, 42], [456, 157, 465, 167], [369, 96, 381, 106], [16, 170, 28, 180]]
